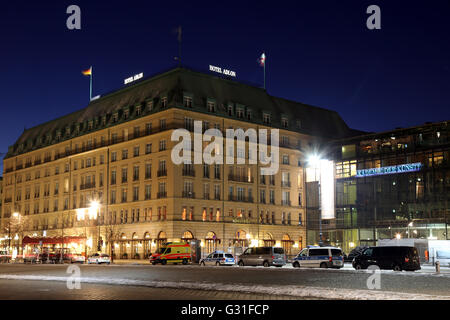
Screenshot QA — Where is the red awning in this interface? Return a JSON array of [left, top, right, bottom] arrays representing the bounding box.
[[22, 236, 86, 245]]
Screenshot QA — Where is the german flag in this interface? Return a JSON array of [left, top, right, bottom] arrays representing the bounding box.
[[82, 67, 92, 76]]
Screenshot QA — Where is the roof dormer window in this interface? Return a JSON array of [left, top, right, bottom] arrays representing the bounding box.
[[207, 101, 216, 113], [184, 95, 193, 108], [263, 113, 271, 125], [281, 117, 289, 128]]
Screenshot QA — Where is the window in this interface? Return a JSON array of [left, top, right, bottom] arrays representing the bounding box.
[[159, 140, 166, 151], [160, 119, 166, 130], [282, 155, 289, 165], [184, 117, 194, 131], [146, 101, 153, 111], [133, 187, 139, 201], [133, 165, 139, 181], [281, 117, 289, 128], [263, 113, 271, 125], [145, 185, 151, 200], [207, 101, 215, 113], [236, 108, 244, 119], [122, 149, 128, 160], [228, 104, 233, 116], [111, 152, 117, 162], [111, 170, 116, 185], [145, 163, 152, 179], [146, 143, 152, 154], [133, 146, 140, 157], [161, 97, 167, 108], [122, 167, 128, 183], [184, 96, 193, 108]]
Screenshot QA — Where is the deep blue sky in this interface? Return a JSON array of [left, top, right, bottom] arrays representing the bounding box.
[[1, 1, 450, 172]]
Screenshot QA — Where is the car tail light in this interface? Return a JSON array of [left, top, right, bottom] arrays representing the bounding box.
[[405, 257, 410, 263], [272, 256, 275, 260], [329, 256, 332, 262]]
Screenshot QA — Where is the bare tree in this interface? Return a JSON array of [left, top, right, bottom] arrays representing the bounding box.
[[103, 223, 123, 263]]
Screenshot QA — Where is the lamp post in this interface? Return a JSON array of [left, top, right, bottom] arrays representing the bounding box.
[[10, 212, 22, 256]]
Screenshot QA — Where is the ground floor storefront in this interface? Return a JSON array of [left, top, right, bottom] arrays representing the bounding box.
[[0, 222, 306, 260], [307, 222, 449, 254]]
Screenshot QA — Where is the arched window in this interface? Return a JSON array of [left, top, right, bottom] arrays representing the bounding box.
[[143, 232, 151, 258], [263, 233, 275, 247], [181, 231, 194, 243], [281, 234, 293, 255], [156, 231, 167, 249], [205, 231, 220, 253], [234, 230, 248, 247]]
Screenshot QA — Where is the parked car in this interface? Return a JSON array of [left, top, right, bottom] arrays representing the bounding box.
[[352, 246, 421, 271], [70, 254, 86, 264], [292, 246, 344, 269], [87, 253, 111, 264], [237, 247, 286, 267], [344, 246, 368, 263], [23, 253, 42, 264], [200, 251, 235, 266], [0, 251, 11, 263]]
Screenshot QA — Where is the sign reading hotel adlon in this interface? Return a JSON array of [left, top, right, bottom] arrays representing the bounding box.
[[209, 65, 236, 77]]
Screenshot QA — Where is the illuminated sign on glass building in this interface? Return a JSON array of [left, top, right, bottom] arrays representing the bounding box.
[[356, 162, 423, 178]]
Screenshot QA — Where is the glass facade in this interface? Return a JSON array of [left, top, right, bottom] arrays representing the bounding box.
[[307, 122, 450, 254]]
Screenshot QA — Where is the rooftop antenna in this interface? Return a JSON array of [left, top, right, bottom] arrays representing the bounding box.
[[174, 26, 182, 67]]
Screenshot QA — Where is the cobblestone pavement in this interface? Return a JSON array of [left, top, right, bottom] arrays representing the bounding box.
[[0, 263, 449, 299], [0, 279, 309, 300]]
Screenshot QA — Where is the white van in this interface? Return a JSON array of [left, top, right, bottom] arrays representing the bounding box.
[[292, 246, 344, 269]]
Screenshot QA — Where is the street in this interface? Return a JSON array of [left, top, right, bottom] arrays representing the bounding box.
[[0, 263, 449, 299]]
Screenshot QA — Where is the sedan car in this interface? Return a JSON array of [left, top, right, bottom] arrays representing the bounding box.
[[200, 251, 235, 266], [87, 253, 111, 264], [70, 254, 86, 264]]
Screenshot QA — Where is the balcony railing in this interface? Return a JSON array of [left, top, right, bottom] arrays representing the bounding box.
[[80, 182, 96, 190], [157, 170, 167, 177], [182, 169, 195, 177], [281, 200, 291, 206], [182, 191, 195, 198], [281, 181, 291, 188], [157, 192, 167, 198], [228, 195, 254, 203], [228, 174, 254, 183]]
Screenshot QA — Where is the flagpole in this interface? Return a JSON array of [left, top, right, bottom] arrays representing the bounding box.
[[264, 61, 266, 90]]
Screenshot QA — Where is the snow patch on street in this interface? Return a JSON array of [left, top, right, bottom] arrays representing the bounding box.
[[0, 274, 448, 300]]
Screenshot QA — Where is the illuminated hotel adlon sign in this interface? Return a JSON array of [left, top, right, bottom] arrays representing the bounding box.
[[356, 162, 423, 178]]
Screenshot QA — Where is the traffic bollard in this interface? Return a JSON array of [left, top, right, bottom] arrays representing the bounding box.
[[435, 261, 440, 273]]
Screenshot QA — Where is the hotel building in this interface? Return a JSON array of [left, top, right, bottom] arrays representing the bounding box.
[[1, 67, 356, 259]]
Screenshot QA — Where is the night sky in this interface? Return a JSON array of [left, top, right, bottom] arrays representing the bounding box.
[[1, 1, 450, 172]]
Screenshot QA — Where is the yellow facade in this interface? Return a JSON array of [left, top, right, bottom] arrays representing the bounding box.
[[0, 68, 344, 259]]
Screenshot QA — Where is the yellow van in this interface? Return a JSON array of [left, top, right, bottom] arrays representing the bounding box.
[[150, 242, 191, 265]]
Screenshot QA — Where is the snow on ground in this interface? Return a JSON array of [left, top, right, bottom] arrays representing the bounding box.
[[0, 274, 448, 300]]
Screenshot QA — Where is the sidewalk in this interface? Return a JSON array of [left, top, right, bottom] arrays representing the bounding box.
[[111, 259, 150, 265]]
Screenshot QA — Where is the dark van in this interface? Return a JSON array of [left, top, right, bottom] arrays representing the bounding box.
[[352, 246, 420, 271]]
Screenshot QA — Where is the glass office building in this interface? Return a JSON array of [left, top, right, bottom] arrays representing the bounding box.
[[307, 121, 450, 254]]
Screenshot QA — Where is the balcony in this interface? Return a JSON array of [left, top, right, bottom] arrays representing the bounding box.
[[182, 169, 195, 177], [281, 200, 291, 206], [157, 192, 167, 198], [80, 182, 96, 190], [228, 174, 254, 183], [157, 169, 167, 177], [182, 191, 195, 198], [281, 181, 291, 188], [228, 195, 254, 203]]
